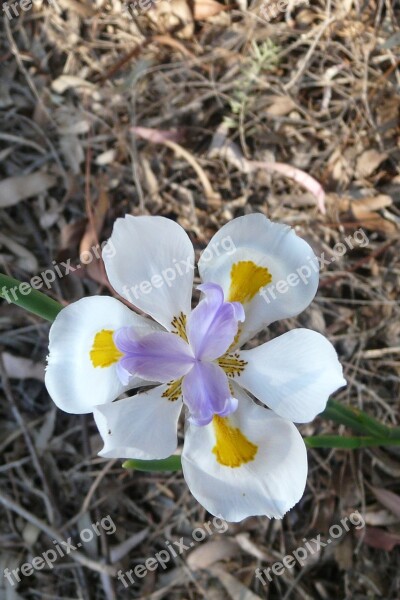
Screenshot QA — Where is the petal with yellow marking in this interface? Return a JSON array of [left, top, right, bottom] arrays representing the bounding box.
[[228, 261, 272, 304], [198, 213, 319, 345], [90, 329, 124, 368], [45, 296, 161, 414], [182, 383, 308, 522], [212, 415, 257, 468]]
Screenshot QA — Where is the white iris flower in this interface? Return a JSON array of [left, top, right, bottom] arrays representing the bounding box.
[[45, 214, 346, 522]]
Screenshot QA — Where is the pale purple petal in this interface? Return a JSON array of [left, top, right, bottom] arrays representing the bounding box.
[[113, 327, 141, 353], [186, 283, 245, 362], [115, 362, 132, 386], [182, 362, 238, 426], [115, 330, 194, 383]]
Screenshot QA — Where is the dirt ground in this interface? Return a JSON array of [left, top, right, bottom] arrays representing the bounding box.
[[1, 0, 400, 598]]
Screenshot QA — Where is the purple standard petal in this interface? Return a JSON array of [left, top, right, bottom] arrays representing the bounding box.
[[182, 362, 238, 426], [114, 330, 194, 383], [186, 283, 245, 361]]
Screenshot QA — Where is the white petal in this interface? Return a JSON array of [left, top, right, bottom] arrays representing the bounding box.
[[238, 328, 346, 423], [94, 386, 182, 460], [103, 215, 195, 330], [182, 384, 307, 522], [45, 296, 160, 414], [198, 214, 319, 343]]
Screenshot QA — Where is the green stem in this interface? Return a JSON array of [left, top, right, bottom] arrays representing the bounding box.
[[305, 435, 400, 449], [122, 455, 182, 472], [0, 273, 62, 322]]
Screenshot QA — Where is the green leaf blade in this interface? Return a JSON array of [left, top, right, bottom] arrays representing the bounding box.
[[0, 273, 62, 322], [122, 455, 182, 472]]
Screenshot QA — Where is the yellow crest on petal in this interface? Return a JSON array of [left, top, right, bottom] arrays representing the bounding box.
[[212, 415, 257, 468], [90, 329, 123, 368], [171, 312, 188, 343], [162, 378, 183, 402], [228, 261, 272, 304]]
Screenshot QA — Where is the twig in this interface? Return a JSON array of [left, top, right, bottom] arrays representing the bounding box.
[[0, 490, 118, 577], [0, 353, 58, 526]]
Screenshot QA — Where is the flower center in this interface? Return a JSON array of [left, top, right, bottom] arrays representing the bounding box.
[[113, 283, 246, 426]]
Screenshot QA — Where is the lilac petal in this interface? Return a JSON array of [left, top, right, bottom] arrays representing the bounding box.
[[115, 330, 194, 383], [113, 327, 141, 353], [115, 361, 132, 386], [186, 283, 245, 361], [182, 361, 238, 426]]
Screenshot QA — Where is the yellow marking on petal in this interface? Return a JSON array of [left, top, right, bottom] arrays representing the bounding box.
[[228, 261, 272, 304], [162, 378, 183, 402], [171, 312, 188, 343], [90, 330, 123, 368], [212, 415, 257, 468], [218, 352, 247, 378]]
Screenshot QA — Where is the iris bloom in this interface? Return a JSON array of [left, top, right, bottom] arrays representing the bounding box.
[[46, 214, 345, 522]]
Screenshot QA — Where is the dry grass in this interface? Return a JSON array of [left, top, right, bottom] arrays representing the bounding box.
[[1, 0, 400, 598]]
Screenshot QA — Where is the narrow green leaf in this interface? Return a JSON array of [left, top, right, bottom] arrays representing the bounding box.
[[320, 399, 392, 438], [320, 404, 367, 435], [122, 455, 182, 472], [0, 273, 62, 322], [305, 435, 400, 449]]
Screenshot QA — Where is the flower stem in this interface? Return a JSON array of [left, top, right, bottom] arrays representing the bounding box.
[[0, 273, 62, 322], [305, 435, 400, 449], [122, 455, 182, 472]]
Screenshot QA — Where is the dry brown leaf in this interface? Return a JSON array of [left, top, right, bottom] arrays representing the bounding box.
[[352, 195, 392, 211], [2, 352, 45, 381], [58, 0, 97, 16], [351, 204, 397, 235], [333, 534, 354, 571], [235, 532, 275, 561], [0, 233, 39, 273], [265, 95, 297, 116], [0, 172, 56, 208], [355, 149, 388, 179], [149, 0, 194, 39], [193, 0, 228, 20], [358, 526, 400, 551], [51, 76, 95, 95], [365, 509, 399, 527], [187, 539, 238, 570], [328, 193, 392, 216], [60, 220, 87, 253], [95, 149, 116, 166], [210, 566, 263, 600], [79, 184, 109, 257], [371, 487, 400, 521], [132, 126, 183, 144]]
